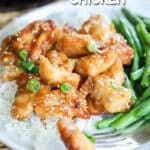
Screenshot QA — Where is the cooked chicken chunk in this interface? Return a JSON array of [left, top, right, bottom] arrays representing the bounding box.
[[56, 33, 92, 58], [63, 23, 78, 34], [110, 33, 133, 65], [105, 59, 125, 85], [3, 20, 62, 62], [0, 51, 16, 65], [75, 48, 117, 77], [39, 55, 80, 87], [11, 90, 35, 121], [1, 65, 23, 82], [34, 86, 89, 119], [46, 50, 76, 72], [80, 15, 115, 45], [57, 119, 95, 150], [91, 74, 133, 113]]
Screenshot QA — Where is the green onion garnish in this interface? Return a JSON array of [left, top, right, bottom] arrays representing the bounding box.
[[83, 132, 96, 143], [18, 50, 28, 62], [26, 79, 40, 93], [31, 65, 39, 74], [20, 61, 35, 72], [60, 83, 72, 93], [110, 81, 122, 90], [87, 40, 99, 53]]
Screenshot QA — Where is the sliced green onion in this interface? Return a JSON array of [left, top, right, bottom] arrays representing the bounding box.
[[60, 83, 72, 93], [18, 50, 28, 62], [110, 81, 122, 90], [31, 65, 39, 74], [83, 132, 96, 143], [26, 79, 40, 93], [87, 40, 99, 53], [20, 61, 35, 72]]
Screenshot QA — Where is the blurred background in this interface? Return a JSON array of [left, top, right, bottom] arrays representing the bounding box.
[[0, 0, 61, 28]]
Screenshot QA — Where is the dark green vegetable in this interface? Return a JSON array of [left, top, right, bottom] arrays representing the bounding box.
[[121, 8, 141, 25], [60, 83, 72, 93], [83, 132, 96, 143], [20, 61, 35, 72], [144, 113, 150, 120], [121, 16, 143, 57], [96, 113, 123, 129], [140, 17, 150, 31], [111, 99, 150, 130], [134, 86, 150, 107], [26, 79, 40, 93], [140, 45, 150, 87], [130, 67, 144, 81], [119, 119, 145, 134], [136, 22, 150, 45], [112, 19, 122, 33], [119, 18, 140, 72], [20, 61, 39, 74], [18, 50, 28, 62], [123, 75, 137, 101], [31, 65, 39, 74]]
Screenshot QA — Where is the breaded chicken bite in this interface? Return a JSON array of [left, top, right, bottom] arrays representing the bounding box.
[[57, 119, 95, 150]]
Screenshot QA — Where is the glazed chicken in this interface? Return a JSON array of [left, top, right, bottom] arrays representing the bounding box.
[[34, 86, 89, 119], [0, 16, 133, 121], [90, 74, 132, 113], [57, 119, 95, 150], [1, 20, 62, 62]]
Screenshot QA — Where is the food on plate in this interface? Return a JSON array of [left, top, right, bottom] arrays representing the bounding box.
[[96, 8, 150, 134], [0, 13, 138, 149], [57, 119, 95, 150], [0, 15, 134, 122]]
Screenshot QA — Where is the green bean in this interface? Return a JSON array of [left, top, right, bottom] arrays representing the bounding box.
[[121, 8, 141, 25], [119, 18, 140, 72], [121, 17, 143, 57], [139, 16, 150, 31], [112, 19, 122, 33], [144, 113, 150, 120], [140, 45, 150, 87], [123, 75, 137, 101], [111, 99, 150, 130], [119, 119, 145, 134], [136, 22, 150, 45], [96, 113, 123, 129], [130, 67, 144, 81], [135, 86, 150, 107]]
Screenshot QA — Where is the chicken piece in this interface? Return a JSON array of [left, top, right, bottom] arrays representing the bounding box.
[[79, 77, 105, 115], [0, 51, 16, 65], [34, 86, 89, 119], [56, 33, 92, 58], [91, 74, 133, 113], [105, 59, 125, 85], [46, 50, 76, 72], [1, 65, 23, 82], [63, 23, 77, 34], [75, 48, 117, 77], [11, 90, 35, 121], [110, 33, 133, 65], [80, 15, 115, 45], [57, 119, 95, 150], [87, 96, 105, 115], [39, 55, 80, 87], [5, 20, 61, 62]]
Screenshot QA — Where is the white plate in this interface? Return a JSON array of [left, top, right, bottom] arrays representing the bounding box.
[[0, 0, 150, 150]]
